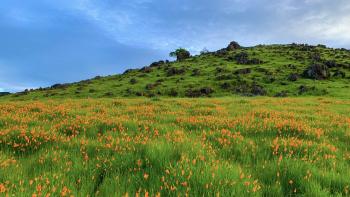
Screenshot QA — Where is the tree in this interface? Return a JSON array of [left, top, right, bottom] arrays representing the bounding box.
[[200, 48, 210, 55], [169, 48, 191, 61]]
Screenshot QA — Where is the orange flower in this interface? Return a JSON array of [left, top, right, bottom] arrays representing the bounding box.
[[144, 173, 149, 180], [0, 184, 6, 193]]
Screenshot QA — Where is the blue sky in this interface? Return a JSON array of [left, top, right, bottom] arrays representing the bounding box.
[[1, 0, 350, 92]]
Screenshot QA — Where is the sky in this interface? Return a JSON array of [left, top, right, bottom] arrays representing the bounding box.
[[1, 0, 350, 92]]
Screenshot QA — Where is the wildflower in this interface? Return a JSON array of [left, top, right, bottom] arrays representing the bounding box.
[[0, 184, 6, 193]]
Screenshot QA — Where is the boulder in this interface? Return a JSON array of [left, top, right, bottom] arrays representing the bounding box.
[[303, 64, 330, 80], [287, 73, 299, 81], [226, 41, 241, 51], [333, 70, 346, 78], [234, 68, 251, 75]]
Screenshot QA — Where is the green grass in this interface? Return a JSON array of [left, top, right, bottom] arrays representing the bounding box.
[[0, 97, 349, 196], [1, 43, 349, 100]]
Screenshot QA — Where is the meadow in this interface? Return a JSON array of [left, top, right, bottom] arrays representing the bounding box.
[[0, 97, 349, 196]]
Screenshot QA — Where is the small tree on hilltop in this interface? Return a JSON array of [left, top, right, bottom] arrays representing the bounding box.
[[169, 48, 191, 61]]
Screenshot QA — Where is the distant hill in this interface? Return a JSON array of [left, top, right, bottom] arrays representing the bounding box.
[[0, 92, 10, 97], [3, 42, 350, 100]]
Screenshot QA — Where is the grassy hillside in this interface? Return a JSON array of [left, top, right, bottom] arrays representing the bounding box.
[[2, 42, 350, 100], [0, 97, 349, 196]]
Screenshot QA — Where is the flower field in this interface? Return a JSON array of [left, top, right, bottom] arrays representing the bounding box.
[[0, 97, 349, 196]]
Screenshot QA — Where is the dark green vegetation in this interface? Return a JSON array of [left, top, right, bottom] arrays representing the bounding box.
[[0, 92, 10, 97], [3, 42, 350, 100]]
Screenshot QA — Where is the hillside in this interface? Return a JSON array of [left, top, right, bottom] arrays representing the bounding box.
[[2, 42, 350, 100]]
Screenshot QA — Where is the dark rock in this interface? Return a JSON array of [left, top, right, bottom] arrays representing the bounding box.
[[140, 66, 152, 73], [234, 68, 251, 75], [285, 64, 297, 69], [255, 67, 269, 73], [192, 68, 201, 76], [220, 82, 232, 89], [333, 70, 346, 78], [233, 52, 249, 64], [135, 92, 144, 97], [215, 74, 234, 81], [310, 53, 322, 62], [214, 49, 228, 57], [249, 58, 263, 65], [230, 52, 263, 65], [185, 87, 214, 97], [130, 78, 138, 84], [167, 67, 186, 76], [216, 67, 228, 73], [168, 89, 178, 97], [274, 91, 289, 97], [200, 87, 214, 95], [226, 41, 241, 51], [324, 60, 338, 68], [145, 84, 156, 90], [264, 75, 276, 83], [149, 60, 165, 67], [123, 69, 136, 74], [298, 85, 308, 94], [251, 84, 267, 96], [51, 83, 69, 89], [287, 73, 299, 81], [104, 92, 114, 97], [303, 64, 330, 80]]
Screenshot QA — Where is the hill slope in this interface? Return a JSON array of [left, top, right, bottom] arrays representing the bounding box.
[[3, 42, 350, 99]]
